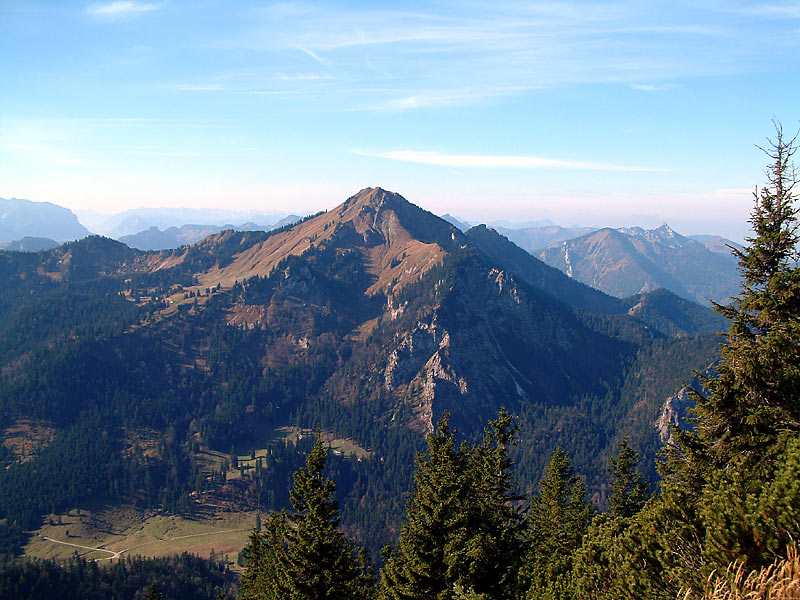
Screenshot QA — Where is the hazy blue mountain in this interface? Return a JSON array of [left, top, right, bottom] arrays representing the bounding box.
[[0, 198, 89, 243], [690, 234, 744, 256], [89, 207, 295, 238], [441, 213, 472, 231], [465, 224, 725, 335], [119, 216, 303, 250], [538, 224, 741, 305], [489, 217, 555, 229], [268, 214, 302, 229], [0, 236, 60, 252], [494, 224, 597, 252], [119, 224, 227, 250]]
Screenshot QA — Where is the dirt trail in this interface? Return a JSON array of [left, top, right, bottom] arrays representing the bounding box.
[[42, 537, 120, 560], [42, 527, 250, 561]]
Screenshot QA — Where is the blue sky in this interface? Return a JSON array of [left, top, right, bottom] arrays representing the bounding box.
[[1, 1, 799, 240]]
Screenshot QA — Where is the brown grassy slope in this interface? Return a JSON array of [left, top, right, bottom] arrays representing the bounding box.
[[147, 188, 456, 295]]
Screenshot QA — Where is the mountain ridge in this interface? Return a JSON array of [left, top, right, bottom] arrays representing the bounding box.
[[538, 224, 740, 305], [0, 187, 726, 558], [0, 197, 89, 243]]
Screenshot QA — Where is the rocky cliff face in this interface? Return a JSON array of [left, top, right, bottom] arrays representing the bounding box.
[[656, 387, 695, 445]]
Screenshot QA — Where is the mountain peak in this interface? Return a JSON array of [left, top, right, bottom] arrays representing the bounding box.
[[654, 223, 676, 236], [343, 187, 404, 210]]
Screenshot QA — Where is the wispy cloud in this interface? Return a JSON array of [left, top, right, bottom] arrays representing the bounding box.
[[203, 2, 771, 111], [2, 145, 89, 167], [292, 44, 333, 67], [364, 85, 536, 111], [355, 150, 668, 172], [168, 83, 294, 96], [171, 83, 228, 92], [86, 1, 159, 17], [630, 82, 674, 92], [278, 73, 332, 81]]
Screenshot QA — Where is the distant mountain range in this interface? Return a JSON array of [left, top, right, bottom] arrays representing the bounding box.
[[80, 207, 298, 239], [441, 213, 472, 231], [0, 236, 60, 252], [118, 215, 302, 250], [494, 224, 598, 253], [536, 224, 741, 305], [0, 198, 89, 243]]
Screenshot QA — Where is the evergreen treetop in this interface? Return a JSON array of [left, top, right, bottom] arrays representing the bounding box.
[[608, 437, 649, 519], [239, 433, 375, 600], [380, 410, 525, 600], [694, 123, 800, 466]]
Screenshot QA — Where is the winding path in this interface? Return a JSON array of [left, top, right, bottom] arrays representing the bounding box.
[[42, 527, 251, 562], [42, 537, 120, 560]]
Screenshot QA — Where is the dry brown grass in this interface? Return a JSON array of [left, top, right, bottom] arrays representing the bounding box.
[[681, 544, 800, 600]]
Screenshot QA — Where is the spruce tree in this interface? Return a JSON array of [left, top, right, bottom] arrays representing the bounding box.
[[452, 408, 527, 599], [523, 447, 592, 600], [678, 124, 800, 578], [695, 123, 800, 465], [599, 124, 800, 599], [239, 434, 374, 600], [570, 439, 650, 600], [380, 410, 526, 600], [379, 413, 471, 600], [607, 437, 648, 519]]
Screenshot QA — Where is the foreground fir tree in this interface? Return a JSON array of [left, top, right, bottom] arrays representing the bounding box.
[[697, 122, 800, 464], [239, 434, 375, 600], [522, 447, 592, 600], [570, 438, 650, 600], [380, 410, 525, 600], [607, 437, 649, 520], [582, 124, 800, 600], [667, 124, 800, 591], [455, 409, 527, 599]]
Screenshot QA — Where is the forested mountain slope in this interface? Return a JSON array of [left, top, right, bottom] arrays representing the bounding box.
[[0, 188, 723, 559]]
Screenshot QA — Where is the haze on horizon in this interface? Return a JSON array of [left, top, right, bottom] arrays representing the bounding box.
[[2, 0, 799, 242]]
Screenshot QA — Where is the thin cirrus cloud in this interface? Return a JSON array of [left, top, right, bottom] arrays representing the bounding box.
[[356, 150, 668, 172], [86, 1, 159, 17], [630, 83, 675, 92], [364, 85, 538, 112]]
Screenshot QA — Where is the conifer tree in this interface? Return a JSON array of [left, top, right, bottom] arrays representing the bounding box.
[[239, 434, 374, 600], [672, 124, 800, 579], [694, 123, 800, 465], [380, 410, 525, 600], [452, 408, 527, 599], [379, 413, 471, 600], [523, 447, 592, 600], [599, 124, 800, 599], [570, 438, 650, 600], [608, 437, 648, 519]]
